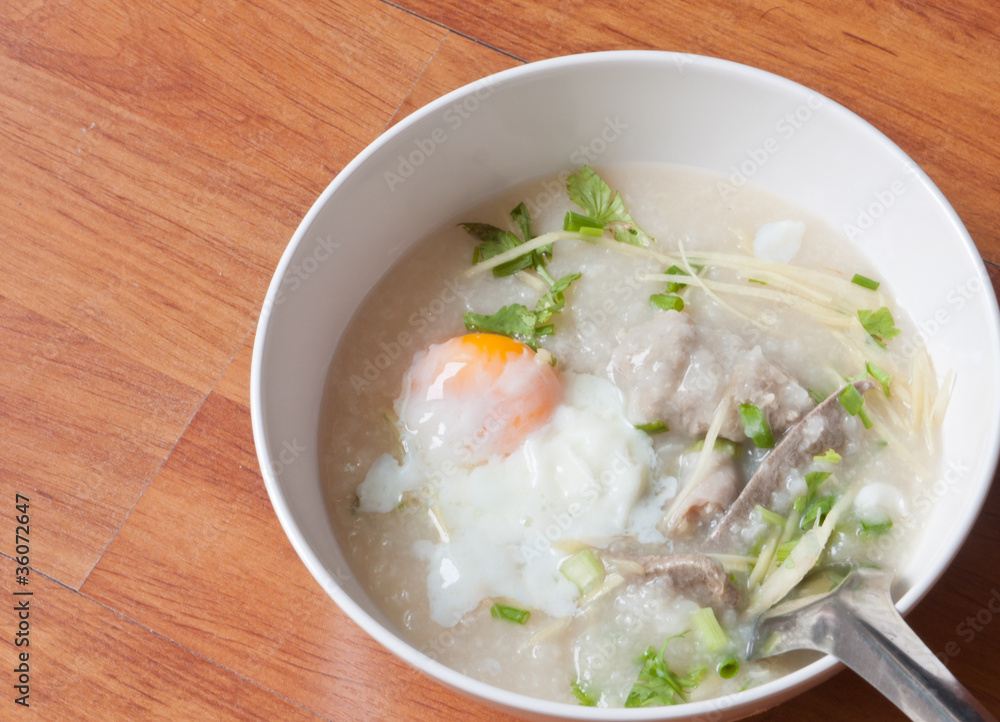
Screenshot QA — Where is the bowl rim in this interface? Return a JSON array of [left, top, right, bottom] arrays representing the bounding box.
[[250, 48, 1000, 719]]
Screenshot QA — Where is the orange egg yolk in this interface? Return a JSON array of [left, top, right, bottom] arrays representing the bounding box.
[[404, 333, 563, 461]]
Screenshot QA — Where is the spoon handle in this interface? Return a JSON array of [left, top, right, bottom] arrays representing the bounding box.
[[752, 568, 997, 722]]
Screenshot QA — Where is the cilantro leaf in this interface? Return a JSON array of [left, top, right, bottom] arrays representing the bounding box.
[[803, 471, 831, 497], [464, 304, 539, 345], [813, 449, 842, 464], [463, 203, 551, 278], [510, 201, 552, 263], [463, 223, 533, 277], [624, 638, 703, 708], [566, 166, 654, 247], [738, 403, 775, 448], [571, 679, 597, 706], [566, 166, 622, 224], [510, 201, 533, 244], [858, 307, 901, 348], [463, 273, 582, 350], [800, 496, 836, 530], [535, 272, 581, 324]]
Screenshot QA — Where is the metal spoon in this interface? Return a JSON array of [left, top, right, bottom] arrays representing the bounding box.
[[747, 566, 998, 722]]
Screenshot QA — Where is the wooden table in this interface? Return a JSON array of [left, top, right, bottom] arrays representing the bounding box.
[[2, 1, 998, 719]]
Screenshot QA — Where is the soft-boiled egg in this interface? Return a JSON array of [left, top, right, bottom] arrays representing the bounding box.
[[398, 333, 563, 466], [357, 334, 667, 627]]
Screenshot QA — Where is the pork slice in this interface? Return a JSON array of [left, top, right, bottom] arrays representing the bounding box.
[[620, 553, 740, 609], [611, 312, 813, 441], [611, 310, 697, 426], [659, 449, 740, 537], [727, 346, 815, 437], [707, 380, 876, 551]]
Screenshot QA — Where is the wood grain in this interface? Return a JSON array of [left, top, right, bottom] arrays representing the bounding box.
[[0, 294, 202, 588], [0, 0, 443, 599], [388, 32, 522, 127], [1, 0, 998, 718], [391, 0, 1000, 266], [0, 554, 323, 720], [81, 350, 516, 721], [0, 0, 445, 391]]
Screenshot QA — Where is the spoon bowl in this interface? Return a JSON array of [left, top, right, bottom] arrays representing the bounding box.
[[748, 566, 998, 721]]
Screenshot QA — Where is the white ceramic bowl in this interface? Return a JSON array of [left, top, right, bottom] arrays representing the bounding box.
[[250, 51, 1000, 720]]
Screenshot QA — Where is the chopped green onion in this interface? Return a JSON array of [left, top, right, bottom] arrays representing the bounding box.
[[560, 549, 605, 595], [490, 603, 530, 624], [755, 505, 787, 527], [650, 293, 684, 312], [851, 274, 880, 290], [691, 607, 729, 653], [738, 403, 775, 448], [717, 655, 741, 679], [803, 471, 831, 497], [571, 678, 597, 706], [860, 519, 894, 537], [664, 264, 705, 292], [635, 420, 669, 434], [858, 406, 874, 429], [843, 370, 867, 384], [858, 307, 901, 348], [775, 539, 798, 563], [748, 278, 767, 285], [563, 210, 603, 232], [838, 384, 865, 416], [664, 265, 690, 293], [692, 438, 740, 457], [813, 449, 842, 464], [807, 387, 829, 404], [579, 225, 604, 237], [866, 360, 892, 397], [801, 496, 836, 530]]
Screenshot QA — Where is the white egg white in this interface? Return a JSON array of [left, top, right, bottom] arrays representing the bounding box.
[[357, 372, 667, 627]]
